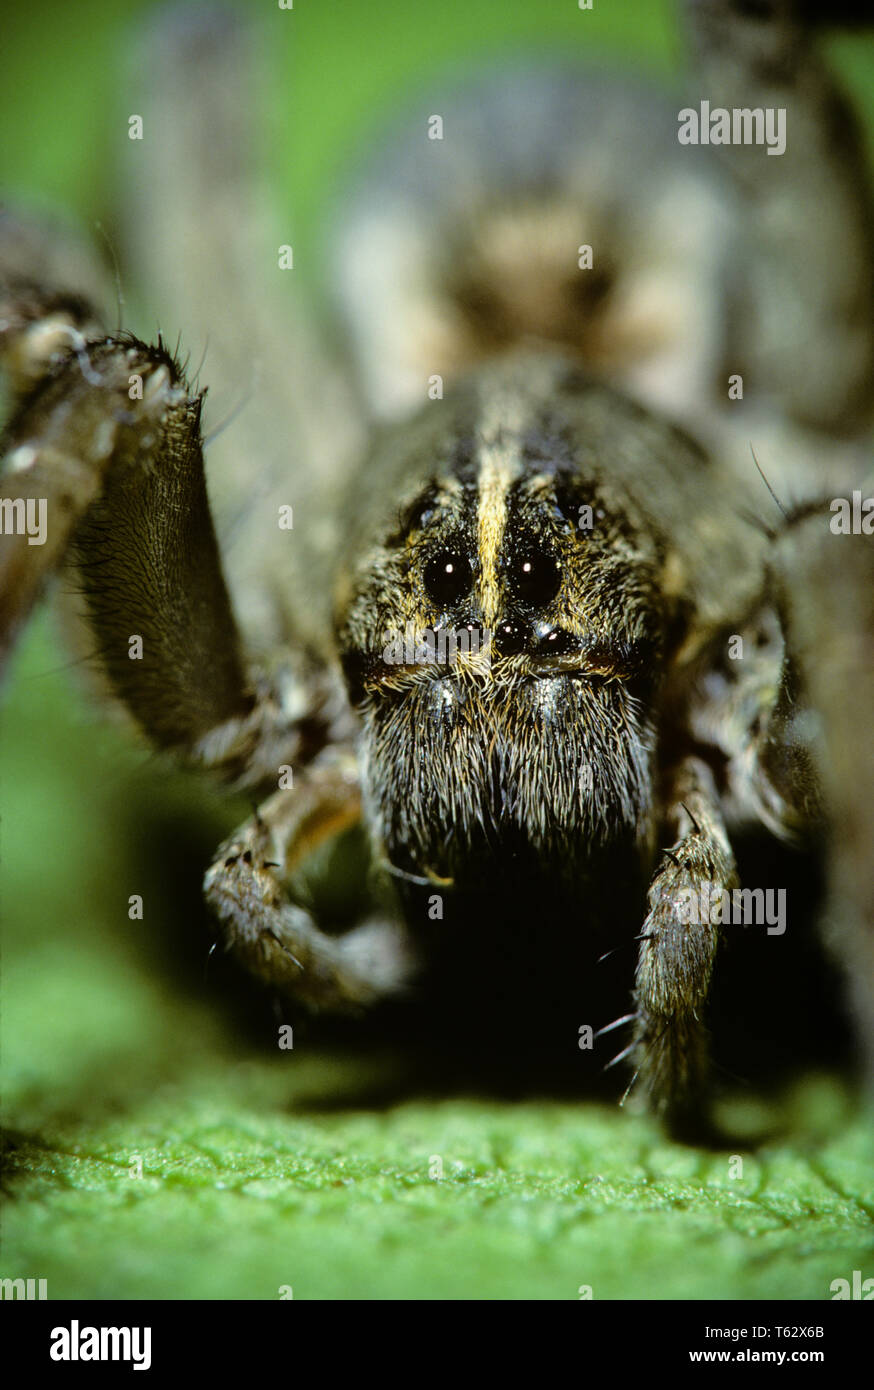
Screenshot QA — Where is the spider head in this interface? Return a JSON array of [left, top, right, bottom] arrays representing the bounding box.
[[334, 357, 669, 887]]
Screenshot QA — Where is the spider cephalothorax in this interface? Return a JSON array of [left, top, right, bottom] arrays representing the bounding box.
[[336, 356, 729, 890]]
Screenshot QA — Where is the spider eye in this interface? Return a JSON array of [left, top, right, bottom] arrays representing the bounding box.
[[423, 550, 472, 605], [512, 551, 562, 606]]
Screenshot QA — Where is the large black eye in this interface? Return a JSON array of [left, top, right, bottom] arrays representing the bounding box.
[[512, 551, 562, 606], [423, 550, 472, 606]]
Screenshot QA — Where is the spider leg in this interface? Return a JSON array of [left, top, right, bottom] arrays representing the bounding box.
[[0, 265, 347, 788], [120, 6, 364, 658], [685, 0, 874, 435], [690, 595, 824, 843], [708, 508, 874, 1091], [204, 757, 416, 1011], [0, 292, 252, 733], [770, 516, 874, 1090], [0, 258, 107, 661], [632, 756, 738, 1119]]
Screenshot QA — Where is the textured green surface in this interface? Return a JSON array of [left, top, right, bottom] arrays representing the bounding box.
[[5, 1040, 873, 1300], [2, 0, 874, 1302]]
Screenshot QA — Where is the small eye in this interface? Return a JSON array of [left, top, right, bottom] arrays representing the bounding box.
[[513, 551, 562, 605], [423, 550, 472, 605]]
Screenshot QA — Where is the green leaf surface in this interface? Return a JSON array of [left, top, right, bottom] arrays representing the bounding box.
[[4, 1056, 872, 1300]]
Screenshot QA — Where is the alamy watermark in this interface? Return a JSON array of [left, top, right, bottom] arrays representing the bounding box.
[[0, 496, 46, 545], [50, 1321, 151, 1370], [678, 101, 786, 156], [382, 623, 493, 668], [675, 882, 786, 935], [829, 490, 874, 534], [1, 1276, 47, 1299]]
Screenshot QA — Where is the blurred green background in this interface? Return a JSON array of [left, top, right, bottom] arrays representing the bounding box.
[[1, 0, 873, 1300]]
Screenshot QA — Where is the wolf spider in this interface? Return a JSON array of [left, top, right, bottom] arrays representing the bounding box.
[[1, 1, 873, 1126]]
